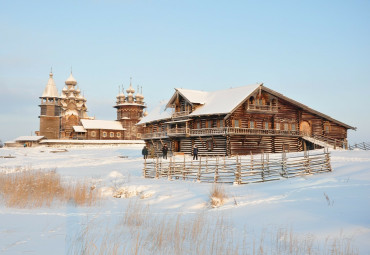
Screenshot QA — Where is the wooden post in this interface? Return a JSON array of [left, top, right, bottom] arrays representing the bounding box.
[[183, 154, 186, 180], [325, 148, 332, 172], [261, 152, 265, 182], [214, 157, 219, 183], [197, 156, 202, 182], [206, 156, 208, 172], [281, 151, 288, 178], [304, 150, 311, 174], [168, 157, 172, 180], [143, 158, 147, 178], [155, 157, 159, 179], [234, 155, 241, 185]]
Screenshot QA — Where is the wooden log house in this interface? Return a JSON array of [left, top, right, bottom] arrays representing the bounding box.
[[137, 83, 355, 156]]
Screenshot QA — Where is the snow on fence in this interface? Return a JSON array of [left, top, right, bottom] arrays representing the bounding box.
[[143, 149, 332, 184]]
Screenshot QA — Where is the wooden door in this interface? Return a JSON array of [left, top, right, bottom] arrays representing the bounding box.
[[173, 140, 180, 152], [300, 121, 311, 136]]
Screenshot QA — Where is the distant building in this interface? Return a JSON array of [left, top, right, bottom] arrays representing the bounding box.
[[37, 71, 147, 140]]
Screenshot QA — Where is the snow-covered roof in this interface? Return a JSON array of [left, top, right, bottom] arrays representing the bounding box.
[[73, 126, 87, 132], [174, 89, 208, 105], [80, 119, 125, 130], [189, 84, 261, 116], [137, 101, 172, 125], [42, 73, 59, 98], [15, 136, 45, 142]]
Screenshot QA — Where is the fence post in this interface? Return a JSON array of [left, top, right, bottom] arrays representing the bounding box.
[[234, 155, 241, 185], [325, 148, 332, 172], [143, 158, 147, 178], [197, 156, 202, 182], [183, 154, 186, 180], [214, 157, 219, 183], [281, 152, 288, 178], [155, 157, 159, 179], [168, 157, 172, 180], [304, 150, 311, 174], [261, 152, 265, 182]]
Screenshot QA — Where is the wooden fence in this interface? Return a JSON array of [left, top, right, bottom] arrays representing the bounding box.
[[143, 149, 332, 184]]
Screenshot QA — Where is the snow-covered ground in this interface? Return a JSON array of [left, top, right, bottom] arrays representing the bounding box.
[[0, 145, 369, 254]]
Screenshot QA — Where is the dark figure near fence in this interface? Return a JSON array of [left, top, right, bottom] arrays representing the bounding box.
[[162, 144, 168, 159], [192, 145, 198, 160], [142, 146, 148, 159]]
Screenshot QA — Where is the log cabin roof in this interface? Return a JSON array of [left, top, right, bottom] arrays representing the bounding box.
[[138, 83, 356, 130], [260, 86, 356, 130]]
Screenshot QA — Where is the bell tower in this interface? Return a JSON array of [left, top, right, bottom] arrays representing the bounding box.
[[113, 79, 147, 140], [39, 71, 61, 139]]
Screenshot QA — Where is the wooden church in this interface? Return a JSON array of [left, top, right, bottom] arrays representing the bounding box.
[[37, 71, 147, 140], [138, 83, 355, 156]]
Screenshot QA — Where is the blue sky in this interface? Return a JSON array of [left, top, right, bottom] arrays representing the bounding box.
[[0, 0, 369, 143]]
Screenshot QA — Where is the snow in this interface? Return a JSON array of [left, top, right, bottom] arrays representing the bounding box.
[[72, 126, 86, 133], [0, 147, 369, 254], [80, 119, 125, 130], [14, 136, 44, 142], [176, 88, 209, 104]]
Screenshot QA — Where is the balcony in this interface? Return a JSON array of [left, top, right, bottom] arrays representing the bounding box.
[[141, 131, 168, 139], [246, 104, 278, 112], [167, 128, 190, 136], [142, 127, 301, 139], [226, 127, 300, 136]]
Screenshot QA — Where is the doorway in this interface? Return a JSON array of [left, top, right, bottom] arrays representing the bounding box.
[[300, 121, 312, 136]]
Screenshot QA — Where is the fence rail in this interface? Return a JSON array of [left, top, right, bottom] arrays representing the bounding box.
[[349, 142, 370, 151], [143, 149, 332, 184]]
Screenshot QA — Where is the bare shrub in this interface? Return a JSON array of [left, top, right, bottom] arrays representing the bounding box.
[[70, 200, 359, 255], [209, 184, 227, 207], [0, 169, 100, 208]]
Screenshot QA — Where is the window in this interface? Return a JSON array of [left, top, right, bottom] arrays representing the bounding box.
[[110, 132, 114, 137], [137, 133, 141, 138], [218, 120, 224, 128], [117, 132, 121, 138], [91, 131, 96, 137], [324, 123, 330, 133], [291, 123, 296, 131], [103, 132, 107, 137], [207, 120, 212, 128], [206, 140, 213, 151], [264, 122, 269, 130], [196, 121, 201, 129], [276, 123, 280, 130], [250, 120, 254, 129], [284, 123, 289, 131], [234, 119, 240, 128]]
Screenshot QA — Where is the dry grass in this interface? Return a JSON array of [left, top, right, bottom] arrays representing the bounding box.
[[0, 168, 100, 208], [70, 199, 359, 255], [209, 184, 228, 207]]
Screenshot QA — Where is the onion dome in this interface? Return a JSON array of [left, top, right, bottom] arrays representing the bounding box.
[[126, 84, 135, 94], [69, 92, 75, 98], [76, 88, 81, 93], [62, 87, 67, 92], [42, 72, 59, 98], [65, 73, 77, 85], [143, 110, 148, 117]]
